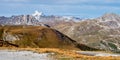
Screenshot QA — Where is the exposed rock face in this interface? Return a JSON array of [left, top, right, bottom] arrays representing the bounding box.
[[4, 15, 44, 26], [96, 13, 120, 28], [3, 33, 19, 41], [53, 13, 120, 52]]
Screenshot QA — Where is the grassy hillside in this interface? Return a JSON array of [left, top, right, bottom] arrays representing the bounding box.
[[0, 25, 76, 49], [0, 25, 99, 51]]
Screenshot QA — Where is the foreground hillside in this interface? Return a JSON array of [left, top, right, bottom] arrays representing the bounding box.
[[0, 25, 98, 51], [0, 25, 76, 49]]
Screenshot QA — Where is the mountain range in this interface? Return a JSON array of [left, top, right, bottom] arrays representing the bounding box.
[[54, 13, 120, 53], [0, 11, 120, 52], [0, 11, 80, 26]]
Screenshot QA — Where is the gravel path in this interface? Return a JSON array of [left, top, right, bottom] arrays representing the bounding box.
[[0, 50, 53, 60]]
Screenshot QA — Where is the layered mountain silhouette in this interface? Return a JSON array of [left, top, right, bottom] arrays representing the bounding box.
[[0, 11, 120, 52]]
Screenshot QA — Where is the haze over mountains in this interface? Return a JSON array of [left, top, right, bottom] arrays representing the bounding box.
[[0, 11, 120, 52]]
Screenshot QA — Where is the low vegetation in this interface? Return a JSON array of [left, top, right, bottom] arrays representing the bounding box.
[[0, 47, 120, 60], [0, 25, 99, 51]]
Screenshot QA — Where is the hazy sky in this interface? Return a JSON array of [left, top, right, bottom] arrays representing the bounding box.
[[0, 0, 120, 18]]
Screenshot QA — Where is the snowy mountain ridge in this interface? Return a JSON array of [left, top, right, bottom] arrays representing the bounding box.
[[0, 11, 81, 26]]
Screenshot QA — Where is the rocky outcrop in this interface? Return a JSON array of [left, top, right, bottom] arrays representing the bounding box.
[[3, 33, 19, 41]]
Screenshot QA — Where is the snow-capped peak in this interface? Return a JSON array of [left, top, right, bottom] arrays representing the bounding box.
[[32, 10, 43, 16], [32, 10, 43, 20]]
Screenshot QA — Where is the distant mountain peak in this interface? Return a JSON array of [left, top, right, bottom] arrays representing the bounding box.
[[102, 13, 119, 18], [97, 13, 120, 22], [32, 10, 43, 16], [32, 10, 43, 20]]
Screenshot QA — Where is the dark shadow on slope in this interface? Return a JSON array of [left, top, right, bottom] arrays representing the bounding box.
[[0, 40, 19, 47], [76, 44, 99, 51], [54, 30, 99, 51]]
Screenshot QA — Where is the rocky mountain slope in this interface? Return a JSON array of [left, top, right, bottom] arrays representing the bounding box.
[[54, 13, 120, 53]]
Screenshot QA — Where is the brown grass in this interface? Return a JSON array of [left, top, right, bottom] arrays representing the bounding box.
[[0, 25, 77, 49]]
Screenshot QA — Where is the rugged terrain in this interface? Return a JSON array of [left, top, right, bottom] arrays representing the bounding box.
[[54, 13, 120, 53], [0, 12, 120, 53]]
